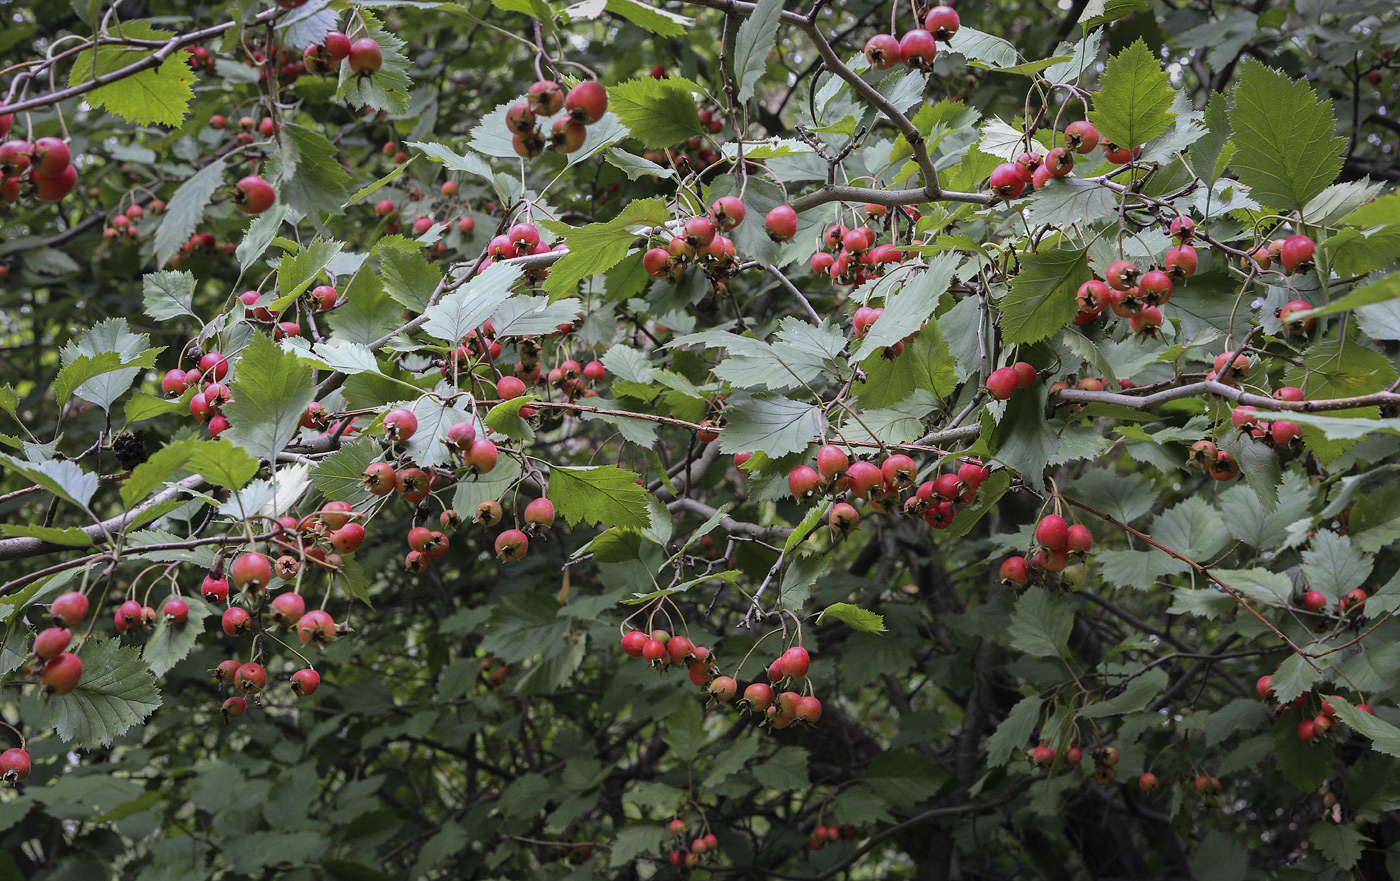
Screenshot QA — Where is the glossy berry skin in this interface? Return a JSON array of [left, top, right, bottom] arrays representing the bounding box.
[[162, 597, 189, 623], [32, 164, 78, 202], [1044, 147, 1074, 177], [33, 626, 71, 660], [41, 651, 83, 695], [1280, 235, 1315, 273], [524, 497, 555, 528], [788, 465, 820, 501], [1279, 300, 1316, 335], [1255, 674, 1273, 700], [50, 591, 89, 626], [845, 461, 883, 499], [221, 606, 252, 637], [348, 38, 383, 75], [495, 529, 529, 561], [383, 407, 418, 442], [923, 5, 960, 40], [779, 646, 811, 678], [0, 747, 31, 783], [564, 81, 608, 124], [621, 631, 648, 657], [199, 575, 229, 603], [1064, 120, 1100, 154], [830, 502, 859, 535], [1164, 245, 1198, 280], [527, 80, 565, 115], [33, 137, 71, 176], [235, 175, 275, 214], [989, 163, 1025, 200], [1103, 142, 1140, 164], [1105, 260, 1140, 291], [710, 196, 746, 231], [882, 454, 917, 489], [1066, 524, 1093, 553], [864, 33, 901, 69], [466, 438, 499, 475], [986, 366, 1020, 400], [291, 669, 321, 697], [1138, 773, 1159, 793], [1302, 590, 1327, 612], [230, 552, 273, 593], [234, 662, 267, 694], [1138, 269, 1173, 304], [1000, 556, 1030, 586], [1036, 514, 1069, 550], [899, 29, 938, 69]]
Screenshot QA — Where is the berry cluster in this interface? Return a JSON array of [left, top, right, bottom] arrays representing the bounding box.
[[506, 80, 608, 159], [998, 512, 1095, 590], [0, 123, 79, 204], [862, 5, 960, 71], [786, 448, 992, 533], [643, 197, 747, 286], [808, 214, 918, 288], [666, 819, 721, 869]]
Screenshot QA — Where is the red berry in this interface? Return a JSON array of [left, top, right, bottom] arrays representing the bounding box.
[[162, 597, 189, 623], [564, 81, 608, 124], [383, 407, 418, 442], [41, 651, 83, 695], [348, 38, 383, 75], [898, 29, 938, 69], [1138, 772, 1159, 792], [201, 576, 230, 603], [222, 606, 252, 637], [986, 366, 1020, 400], [923, 5, 960, 40], [33, 627, 71, 660], [0, 747, 31, 783], [1035, 514, 1069, 550], [235, 175, 275, 214], [1280, 235, 1315, 273], [270, 592, 307, 626], [881, 454, 917, 490], [49, 591, 89, 626], [779, 646, 810, 679], [230, 552, 273, 593], [291, 669, 321, 697], [1064, 120, 1100, 154], [788, 465, 820, 501], [710, 196, 746, 231], [621, 631, 648, 657], [1256, 674, 1273, 700], [864, 33, 901, 69], [495, 529, 529, 561], [989, 163, 1024, 200]]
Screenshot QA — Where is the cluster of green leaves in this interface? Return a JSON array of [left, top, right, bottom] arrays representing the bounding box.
[[1, 0, 1400, 880]]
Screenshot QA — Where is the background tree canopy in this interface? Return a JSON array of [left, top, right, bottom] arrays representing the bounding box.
[[1, 0, 1400, 878]]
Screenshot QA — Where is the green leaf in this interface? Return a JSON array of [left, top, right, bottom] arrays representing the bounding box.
[[607, 77, 705, 149], [335, 15, 412, 114], [548, 465, 651, 530], [67, 21, 195, 126], [1331, 697, 1400, 758], [1025, 177, 1119, 227], [379, 247, 442, 312], [718, 394, 825, 458], [1301, 531, 1371, 601], [1310, 824, 1366, 868], [987, 695, 1043, 767], [609, 826, 667, 869], [0, 454, 98, 509], [1185, 90, 1232, 186], [153, 157, 227, 267], [59, 318, 153, 412], [55, 352, 138, 405], [989, 385, 1058, 488], [1290, 271, 1400, 321], [1152, 496, 1228, 559], [1009, 588, 1073, 658], [1087, 40, 1176, 149], [854, 320, 957, 408], [421, 261, 524, 343], [999, 248, 1092, 344], [0, 524, 93, 547], [483, 395, 536, 441], [732, 0, 782, 103], [143, 594, 212, 676], [601, 0, 691, 35], [1096, 548, 1191, 589], [753, 746, 808, 790], [817, 602, 886, 633], [1284, 339, 1397, 401], [663, 698, 706, 761], [1269, 652, 1323, 705], [1078, 0, 1149, 30], [35, 636, 161, 748], [275, 238, 344, 310], [1227, 58, 1345, 211], [852, 255, 957, 360], [222, 334, 316, 466], [1079, 668, 1168, 717], [141, 270, 197, 321], [273, 123, 353, 217], [540, 197, 668, 298]]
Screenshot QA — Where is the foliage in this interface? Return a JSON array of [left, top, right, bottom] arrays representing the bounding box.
[[1, 0, 1400, 879]]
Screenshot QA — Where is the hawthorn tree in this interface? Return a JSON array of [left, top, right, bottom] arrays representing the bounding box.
[[1, 0, 1400, 877]]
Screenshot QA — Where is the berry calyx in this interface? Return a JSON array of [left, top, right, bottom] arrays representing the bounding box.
[[291, 669, 321, 697], [0, 747, 31, 783]]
